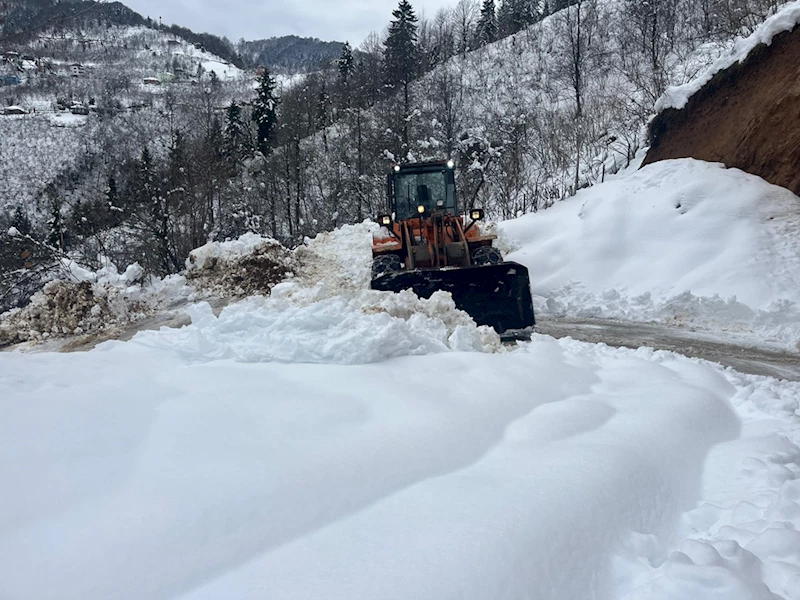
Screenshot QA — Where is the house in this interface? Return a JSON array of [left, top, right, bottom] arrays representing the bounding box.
[[143, 77, 161, 85], [69, 104, 90, 115], [70, 63, 84, 77], [3, 106, 27, 115], [167, 39, 181, 47], [0, 75, 21, 86]]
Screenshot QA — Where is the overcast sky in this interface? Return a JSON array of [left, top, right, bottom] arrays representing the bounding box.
[[122, 0, 456, 46]]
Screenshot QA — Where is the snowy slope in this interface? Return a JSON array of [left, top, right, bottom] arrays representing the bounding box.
[[500, 158, 800, 350]]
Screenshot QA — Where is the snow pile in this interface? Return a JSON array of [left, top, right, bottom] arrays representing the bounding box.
[[615, 370, 800, 600], [185, 233, 293, 296], [656, 0, 800, 112], [0, 258, 190, 346], [293, 220, 378, 294], [500, 158, 800, 349], [131, 285, 501, 364]]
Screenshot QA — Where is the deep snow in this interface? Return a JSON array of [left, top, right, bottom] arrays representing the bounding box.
[[1, 323, 799, 599], [501, 158, 800, 351]]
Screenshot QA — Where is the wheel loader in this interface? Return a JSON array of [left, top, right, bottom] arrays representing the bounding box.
[[370, 159, 535, 336]]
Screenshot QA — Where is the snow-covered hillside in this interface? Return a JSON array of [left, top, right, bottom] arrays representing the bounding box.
[[502, 158, 800, 350]]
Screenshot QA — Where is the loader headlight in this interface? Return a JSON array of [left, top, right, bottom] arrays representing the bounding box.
[[436, 200, 444, 208], [470, 208, 484, 221], [446, 159, 455, 169], [379, 214, 392, 226], [393, 164, 401, 172], [417, 205, 426, 215]]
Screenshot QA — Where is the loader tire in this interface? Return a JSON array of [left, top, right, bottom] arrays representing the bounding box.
[[372, 254, 402, 279], [471, 246, 503, 265]]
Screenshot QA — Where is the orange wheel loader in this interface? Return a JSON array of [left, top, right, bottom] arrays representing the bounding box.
[[370, 159, 535, 337]]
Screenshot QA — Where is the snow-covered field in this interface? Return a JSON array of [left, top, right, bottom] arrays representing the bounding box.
[[2, 157, 800, 599], [502, 158, 800, 351], [1, 311, 799, 599]]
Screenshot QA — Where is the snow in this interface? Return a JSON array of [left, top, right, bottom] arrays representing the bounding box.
[[2, 327, 777, 600], [7, 227, 19, 237], [500, 158, 800, 350], [656, 0, 800, 112], [131, 286, 500, 364], [614, 369, 800, 600], [186, 232, 279, 271]]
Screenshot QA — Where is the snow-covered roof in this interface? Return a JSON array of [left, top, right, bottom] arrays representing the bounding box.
[[656, 0, 800, 112]]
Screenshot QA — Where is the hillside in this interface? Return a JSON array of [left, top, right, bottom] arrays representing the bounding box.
[[644, 6, 800, 196], [238, 35, 344, 74]]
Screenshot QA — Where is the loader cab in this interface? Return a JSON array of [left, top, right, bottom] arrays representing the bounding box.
[[388, 160, 457, 220]]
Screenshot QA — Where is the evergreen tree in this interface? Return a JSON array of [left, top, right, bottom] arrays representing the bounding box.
[[499, 0, 536, 37], [337, 41, 355, 84], [476, 0, 498, 46], [252, 69, 279, 157], [45, 190, 64, 250], [223, 101, 249, 164], [384, 0, 420, 152], [337, 41, 356, 109]]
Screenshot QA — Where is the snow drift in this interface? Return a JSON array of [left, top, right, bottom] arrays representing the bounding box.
[[500, 158, 800, 349], [0, 330, 749, 600]]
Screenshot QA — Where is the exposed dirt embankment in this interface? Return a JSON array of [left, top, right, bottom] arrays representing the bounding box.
[[644, 25, 800, 195]]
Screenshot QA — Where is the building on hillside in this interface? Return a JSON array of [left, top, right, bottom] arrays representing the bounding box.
[[2, 106, 28, 115], [70, 63, 84, 77], [167, 39, 181, 47], [0, 75, 21, 86], [143, 77, 161, 86]]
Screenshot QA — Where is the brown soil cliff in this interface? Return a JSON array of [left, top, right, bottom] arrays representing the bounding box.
[[644, 25, 800, 196]]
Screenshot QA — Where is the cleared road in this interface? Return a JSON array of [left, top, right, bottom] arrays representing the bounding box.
[[536, 318, 800, 382]]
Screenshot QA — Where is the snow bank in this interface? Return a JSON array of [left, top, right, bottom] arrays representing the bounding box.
[[0, 258, 189, 346], [185, 233, 292, 297], [500, 158, 800, 349], [0, 332, 745, 600], [656, 0, 800, 112]]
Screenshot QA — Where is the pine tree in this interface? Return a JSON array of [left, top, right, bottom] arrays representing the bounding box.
[[476, 0, 498, 46], [252, 69, 279, 157], [384, 0, 420, 152], [337, 41, 356, 109], [498, 0, 535, 37], [337, 41, 355, 84], [223, 101, 249, 164], [45, 190, 64, 250]]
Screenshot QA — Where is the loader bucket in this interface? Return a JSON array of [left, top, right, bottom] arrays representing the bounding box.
[[371, 262, 535, 334]]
